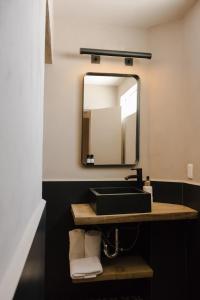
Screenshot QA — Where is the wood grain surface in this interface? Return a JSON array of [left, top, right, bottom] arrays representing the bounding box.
[[71, 202, 198, 225], [72, 256, 153, 283]]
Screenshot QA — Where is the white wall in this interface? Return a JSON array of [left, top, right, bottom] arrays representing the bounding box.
[[124, 113, 137, 164], [90, 107, 122, 164], [117, 77, 137, 101], [43, 20, 150, 180], [0, 0, 46, 298], [84, 84, 117, 110]]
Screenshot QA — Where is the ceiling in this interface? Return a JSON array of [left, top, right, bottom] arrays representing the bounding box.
[[53, 0, 197, 28], [85, 76, 124, 86]]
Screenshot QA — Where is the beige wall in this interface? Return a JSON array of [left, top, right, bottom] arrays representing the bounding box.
[[148, 20, 187, 180], [43, 20, 150, 180], [44, 2, 200, 183], [183, 0, 200, 182], [148, 0, 200, 182]]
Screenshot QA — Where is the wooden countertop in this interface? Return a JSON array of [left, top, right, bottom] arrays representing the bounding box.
[[71, 202, 198, 225], [72, 255, 153, 283]]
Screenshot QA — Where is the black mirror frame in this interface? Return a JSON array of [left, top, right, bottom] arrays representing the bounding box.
[[81, 72, 140, 168]]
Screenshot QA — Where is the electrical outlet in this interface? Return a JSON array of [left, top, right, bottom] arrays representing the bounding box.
[[187, 163, 193, 179]]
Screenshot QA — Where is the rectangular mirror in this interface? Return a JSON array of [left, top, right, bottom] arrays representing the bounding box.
[[81, 72, 140, 167]]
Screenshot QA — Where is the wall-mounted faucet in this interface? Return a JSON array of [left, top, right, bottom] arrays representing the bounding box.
[[125, 168, 143, 189]]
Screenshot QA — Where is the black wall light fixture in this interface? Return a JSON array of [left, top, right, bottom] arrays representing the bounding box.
[[80, 48, 152, 66]]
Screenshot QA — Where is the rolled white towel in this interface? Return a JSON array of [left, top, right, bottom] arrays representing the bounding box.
[[70, 256, 103, 279], [85, 230, 101, 258], [69, 229, 85, 261]]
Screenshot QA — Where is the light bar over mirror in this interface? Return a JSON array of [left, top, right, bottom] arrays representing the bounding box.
[[80, 48, 152, 65]]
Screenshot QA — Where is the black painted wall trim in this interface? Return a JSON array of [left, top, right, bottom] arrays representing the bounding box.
[[13, 206, 46, 300]]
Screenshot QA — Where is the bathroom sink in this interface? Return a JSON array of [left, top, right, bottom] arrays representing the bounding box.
[[89, 186, 151, 215]]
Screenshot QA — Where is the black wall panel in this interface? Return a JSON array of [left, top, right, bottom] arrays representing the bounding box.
[[43, 180, 200, 300], [14, 206, 46, 300], [150, 181, 187, 300], [183, 183, 200, 300]]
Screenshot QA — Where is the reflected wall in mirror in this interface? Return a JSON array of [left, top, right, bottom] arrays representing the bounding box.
[[82, 73, 140, 167]]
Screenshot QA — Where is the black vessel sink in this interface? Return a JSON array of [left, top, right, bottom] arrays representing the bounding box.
[[89, 186, 151, 215]]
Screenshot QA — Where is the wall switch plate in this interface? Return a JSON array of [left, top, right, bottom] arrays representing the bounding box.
[[187, 163, 193, 179]]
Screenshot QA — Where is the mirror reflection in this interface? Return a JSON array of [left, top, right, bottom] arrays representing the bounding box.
[[82, 73, 139, 166]]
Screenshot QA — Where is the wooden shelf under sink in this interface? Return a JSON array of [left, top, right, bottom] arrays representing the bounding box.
[[71, 202, 198, 225], [72, 255, 153, 283]]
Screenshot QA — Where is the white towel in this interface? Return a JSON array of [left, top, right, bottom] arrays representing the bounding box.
[[69, 229, 85, 260], [70, 256, 103, 279], [85, 230, 101, 258]]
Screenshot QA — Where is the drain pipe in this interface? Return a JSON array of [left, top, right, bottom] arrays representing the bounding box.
[[103, 228, 119, 259]]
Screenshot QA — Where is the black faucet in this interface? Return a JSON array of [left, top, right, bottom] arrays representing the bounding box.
[[125, 168, 143, 190]]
